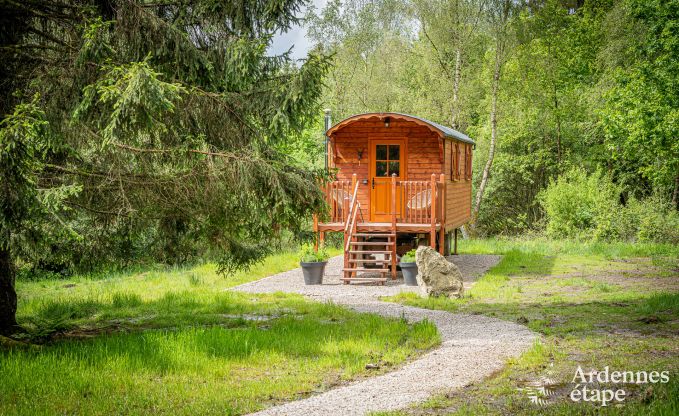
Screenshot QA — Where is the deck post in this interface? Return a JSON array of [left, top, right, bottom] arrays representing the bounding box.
[[343, 196, 349, 276], [351, 172, 357, 217], [391, 173, 397, 278], [438, 174, 446, 255], [313, 214, 319, 252], [453, 228, 458, 255], [430, 174, 436, 249]]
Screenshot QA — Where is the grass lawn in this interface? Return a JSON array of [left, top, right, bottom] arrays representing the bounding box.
[[1, 249, 440, 415], [380, 237, 679, 415]]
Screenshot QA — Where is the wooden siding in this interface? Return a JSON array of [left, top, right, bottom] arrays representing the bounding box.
[[329, 118, 471, 228], [445, 181, 471, 229], [443, 140, 472, 229], [331, 119, 440, 214]]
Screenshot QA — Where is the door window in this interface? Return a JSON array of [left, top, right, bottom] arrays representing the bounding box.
[[375, 144, 400, 177]]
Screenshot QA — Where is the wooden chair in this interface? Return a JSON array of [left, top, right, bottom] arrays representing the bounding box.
[[331, 188, 351, 221], [406, 188, 432, 221]]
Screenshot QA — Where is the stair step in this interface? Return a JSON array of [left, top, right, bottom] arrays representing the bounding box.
[[348, 250, 394, 255], [349, 258, 392, 263], [349, 241, 395, 246], [341, 277, 388, 283], [353, 233, 395, 238], [343, 267, 390, 273]]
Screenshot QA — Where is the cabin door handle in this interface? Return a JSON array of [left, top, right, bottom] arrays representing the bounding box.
[[372, 178, 375, 189]]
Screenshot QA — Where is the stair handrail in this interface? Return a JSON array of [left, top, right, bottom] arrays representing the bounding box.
[[343, 180, 360, 251], [344, 198, 360, 252], [343, 180, 360, 234], [343, 179, 361, 279]]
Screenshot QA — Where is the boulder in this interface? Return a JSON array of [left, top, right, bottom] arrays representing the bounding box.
[[415, 246, 464, 298]]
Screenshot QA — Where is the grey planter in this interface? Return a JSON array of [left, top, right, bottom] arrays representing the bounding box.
[[300, 261, 327, 285], [399, 262, 418, 286]]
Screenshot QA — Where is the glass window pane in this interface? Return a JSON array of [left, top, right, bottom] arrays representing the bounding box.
[[388, 145, 400, 160], [376, 145, 387, 160], [388, 161, 400, 176], [376, 161, 388, 177]]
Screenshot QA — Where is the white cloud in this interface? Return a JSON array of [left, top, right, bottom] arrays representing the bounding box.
[[268, 0, 328, 61]]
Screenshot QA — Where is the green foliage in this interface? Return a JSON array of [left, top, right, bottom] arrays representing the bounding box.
[[299, 244, 330, 263], [540, 168, 679, 243], [309, 0, 679, 239], [4, 271, 440, 414], [401, 249, 417, 263], [74, 58, 186, 143], [630, 196, 679, 244], [539, 168, 618, 239], [597, 0, 679, 197], [0, 94, 50, 245], [385, 240, 679, 415], [1, 0, 333, 283]]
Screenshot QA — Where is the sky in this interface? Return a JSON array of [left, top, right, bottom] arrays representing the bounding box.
[[268, 0, 329, 61]]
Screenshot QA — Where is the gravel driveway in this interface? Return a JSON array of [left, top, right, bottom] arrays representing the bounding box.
[[232, 254, 536, 416]]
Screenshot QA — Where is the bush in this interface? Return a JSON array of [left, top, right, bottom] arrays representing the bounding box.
[[299, 244, 330, 263], [539, 168, 679, 244], [539, 169, 618, 239], [401, 249, 417, 263], [631, 195, 679, 244]]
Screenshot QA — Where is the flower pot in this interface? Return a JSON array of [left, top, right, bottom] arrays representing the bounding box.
[[300, 261, 327, 285], [399, 262, 418, 286]]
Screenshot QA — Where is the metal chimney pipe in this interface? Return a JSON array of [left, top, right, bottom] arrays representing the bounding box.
[[324, 109, 331, 172]]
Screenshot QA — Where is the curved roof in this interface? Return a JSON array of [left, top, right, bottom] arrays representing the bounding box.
[[326, 112, 475, 145]]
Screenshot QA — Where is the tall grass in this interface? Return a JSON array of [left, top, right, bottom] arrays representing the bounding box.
[[458, 236, 679, 259], [1, 300, 439, 415], [3, 247, 440, 415]]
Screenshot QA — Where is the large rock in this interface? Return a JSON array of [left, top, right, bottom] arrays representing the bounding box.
[[415, 246, 464, 298]]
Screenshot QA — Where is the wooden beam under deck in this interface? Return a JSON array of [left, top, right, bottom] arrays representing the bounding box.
[[318, 222, 442, 233]]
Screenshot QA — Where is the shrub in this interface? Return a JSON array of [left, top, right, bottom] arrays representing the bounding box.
[[299, 244, 330, 263], [633, 195, 679, 244], [539, 168, 619, 239], [401, 249, 417, 263], [540, 168, 679, 244]]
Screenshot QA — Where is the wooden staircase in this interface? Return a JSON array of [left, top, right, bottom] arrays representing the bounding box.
[[342, 233, 396, 284], [338, 175, 399, 285]]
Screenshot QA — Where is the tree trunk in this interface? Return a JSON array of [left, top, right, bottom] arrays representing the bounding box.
[[472, 46, 502, 228], [673, 175, 679, 210], [451, 48, 462, 129], [0, 245, 18, 335], [553, 82, 562, 169]]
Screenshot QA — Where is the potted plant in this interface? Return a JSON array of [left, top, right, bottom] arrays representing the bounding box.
[[399, 249, 418, 286], [299, 244, 330, 285]]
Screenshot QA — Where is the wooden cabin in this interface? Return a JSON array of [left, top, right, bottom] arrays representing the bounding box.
[[313, 112, 474, 284]]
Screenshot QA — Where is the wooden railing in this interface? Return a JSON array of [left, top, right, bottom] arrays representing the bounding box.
[[343, 177, 361, 273], [320, 174, 445, 226], [314, 173, 446, 254], [325, 179, 352, 223], [400, 179, 435, 224]]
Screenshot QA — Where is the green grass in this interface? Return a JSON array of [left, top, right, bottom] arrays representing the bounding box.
[[15, 249, 340, 336], [457, 235, 679, 259], [381, 238, 679, 415], [2, 249, 441, 415]]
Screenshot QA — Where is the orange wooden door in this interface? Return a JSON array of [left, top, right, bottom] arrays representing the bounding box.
[[370, 140, 405, 222]]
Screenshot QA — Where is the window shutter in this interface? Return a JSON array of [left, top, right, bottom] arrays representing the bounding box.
[[465, 145, 472, 180], [456, 143, 461, 180], [450, 143, 456, 181]]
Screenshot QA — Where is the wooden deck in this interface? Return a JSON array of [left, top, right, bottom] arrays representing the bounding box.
[[317, 221, 441, 233], [313, 173, 448, 283]]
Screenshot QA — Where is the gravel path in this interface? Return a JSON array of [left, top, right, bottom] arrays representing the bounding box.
[[232, 254, 536, 416]]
